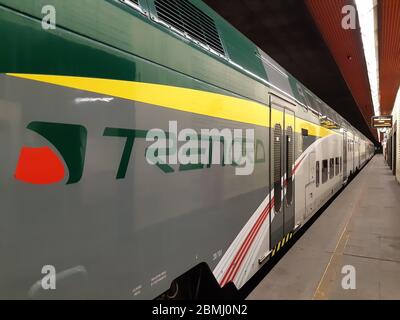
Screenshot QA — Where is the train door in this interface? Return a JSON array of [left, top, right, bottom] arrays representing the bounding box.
[[269, 95, 295, 249], [351, 134, 355, 173], [305, 152, 316, 219], [343, 130, 347, 182], [284, 109, 295, 235]]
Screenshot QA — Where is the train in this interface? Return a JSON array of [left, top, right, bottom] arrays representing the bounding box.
[[0, 0, 375, 299]]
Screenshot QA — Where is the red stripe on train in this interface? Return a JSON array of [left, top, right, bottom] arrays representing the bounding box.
[[220, 155, 306, 287]]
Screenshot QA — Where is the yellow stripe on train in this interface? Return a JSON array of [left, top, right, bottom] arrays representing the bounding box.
[[7, 73, 335, 137]]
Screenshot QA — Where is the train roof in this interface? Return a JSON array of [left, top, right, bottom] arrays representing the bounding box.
[[0, 0, 372, 142], [197, 1, 370, 141]]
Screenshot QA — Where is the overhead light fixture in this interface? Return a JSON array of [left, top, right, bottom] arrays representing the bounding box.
[[355, 0, 380, 119]]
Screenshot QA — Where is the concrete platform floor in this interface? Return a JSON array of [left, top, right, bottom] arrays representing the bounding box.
[[248, 155, 400, 300]]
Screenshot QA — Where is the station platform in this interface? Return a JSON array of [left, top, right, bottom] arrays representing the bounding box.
[[248, 154, 400, 300]]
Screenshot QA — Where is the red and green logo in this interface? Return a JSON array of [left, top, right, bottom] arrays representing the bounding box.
[[15, 121, 87, 185]]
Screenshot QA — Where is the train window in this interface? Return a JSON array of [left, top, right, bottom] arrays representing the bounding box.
[[322, 160, 328, 183], [301, 128, 308, 136], [273, 124, 282, 213], [119, 0, 147, 15], [329, 158, 334, 179], [286, 126, 294, 206], [315, 99, 323, 114], [340, 156, 342, 173], [296, 83, 308, 111], [319, 103, 329, 117], [335, 157, 340, 175], [305, 90, 317, 112], [154, 0, 225, 56], [120, 0, 139, 7], [316, 161, 320, 187], [120, 0, 140, 8]]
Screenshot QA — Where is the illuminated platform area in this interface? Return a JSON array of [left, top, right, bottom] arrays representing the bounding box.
[[249, 155, 400, 300]]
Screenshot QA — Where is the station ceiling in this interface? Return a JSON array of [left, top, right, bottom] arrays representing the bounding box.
[[305, 0, 375, 135], [204, 0, 378, 143], [379, 0, 400, 116]]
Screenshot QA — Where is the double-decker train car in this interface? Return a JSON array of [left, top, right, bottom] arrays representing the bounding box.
[[0, 0, 374, 299]]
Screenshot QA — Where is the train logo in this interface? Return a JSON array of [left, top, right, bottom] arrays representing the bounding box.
[[14, 121, 87, 185]]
